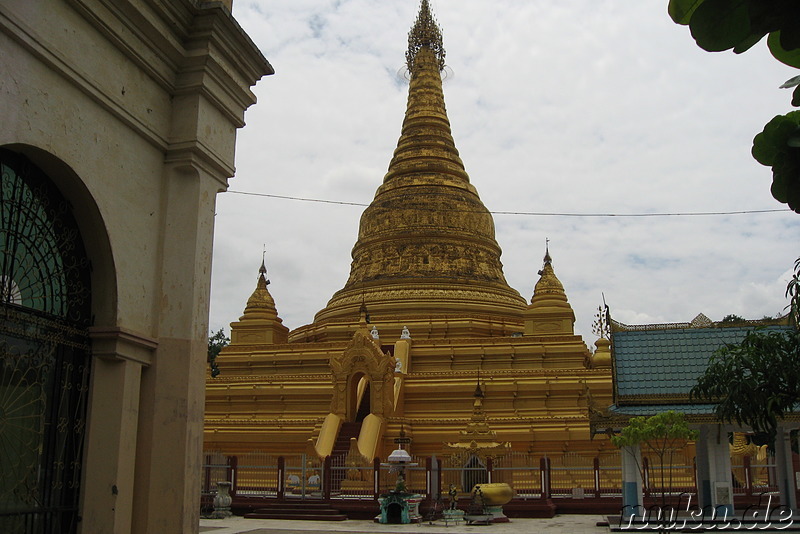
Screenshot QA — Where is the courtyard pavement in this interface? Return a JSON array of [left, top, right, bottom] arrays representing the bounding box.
[[199, 514, 608, 534]]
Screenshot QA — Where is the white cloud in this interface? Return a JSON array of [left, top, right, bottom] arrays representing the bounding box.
[[210, 0, 800, 341]]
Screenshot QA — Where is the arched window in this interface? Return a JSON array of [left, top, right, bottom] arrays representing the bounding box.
[[0, 148, 91, 534]]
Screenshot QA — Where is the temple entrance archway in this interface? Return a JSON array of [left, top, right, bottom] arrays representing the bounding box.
[[329, 327, 395, 421]]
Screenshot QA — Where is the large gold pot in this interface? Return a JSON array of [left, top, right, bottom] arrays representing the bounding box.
[[472, 482, 513, 506]]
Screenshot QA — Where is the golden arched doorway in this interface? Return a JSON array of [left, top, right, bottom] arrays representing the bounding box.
[[329, 327, 395, 421]]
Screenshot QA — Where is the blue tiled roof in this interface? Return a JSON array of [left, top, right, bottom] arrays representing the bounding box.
[[612, 325, 793, 401]]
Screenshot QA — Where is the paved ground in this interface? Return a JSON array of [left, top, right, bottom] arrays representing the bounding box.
[[199, 515, 609, 534]]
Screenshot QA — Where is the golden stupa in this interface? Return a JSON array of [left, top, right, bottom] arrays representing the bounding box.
[[205, 0, 613, 473]]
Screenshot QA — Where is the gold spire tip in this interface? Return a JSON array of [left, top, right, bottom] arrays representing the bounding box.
[[406, 0, 445, 73], [258, 254, 270, 285], [543, 239, 552, 265]]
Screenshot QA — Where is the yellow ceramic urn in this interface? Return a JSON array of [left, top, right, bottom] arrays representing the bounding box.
[[473, 482, 513, 505]]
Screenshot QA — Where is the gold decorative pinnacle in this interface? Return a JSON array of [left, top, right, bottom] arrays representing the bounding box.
[[406, 0, 445, 73], [533, 248, 566, 299], [241, 259, 278, 319]]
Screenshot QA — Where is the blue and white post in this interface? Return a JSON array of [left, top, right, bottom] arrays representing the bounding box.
[[621, 444, 644, 519]]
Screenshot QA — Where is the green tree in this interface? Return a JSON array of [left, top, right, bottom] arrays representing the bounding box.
[[667, 0, 800, 212], [691, 258, 800, 448], [612, 411, 698, 511], [720, 314, 745, 323], [691, 328, 800, 448], [207, 328, 229, 378]]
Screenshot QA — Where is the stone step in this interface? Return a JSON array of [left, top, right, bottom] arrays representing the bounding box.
[[250, 502, 337, 510], [245, 504, 347, 521]]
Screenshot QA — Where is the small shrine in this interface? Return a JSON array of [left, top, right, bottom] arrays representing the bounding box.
[[377, 429, 422, 524]]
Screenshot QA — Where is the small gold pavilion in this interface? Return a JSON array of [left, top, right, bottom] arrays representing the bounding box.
[[204, 0, 613, 471]]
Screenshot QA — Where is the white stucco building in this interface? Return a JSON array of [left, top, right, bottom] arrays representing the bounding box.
[[0, 1, 271, 532]]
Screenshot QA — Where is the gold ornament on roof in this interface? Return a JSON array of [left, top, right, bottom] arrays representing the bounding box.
[[592, 298, 611, 340], [406, 0, 445, 73]]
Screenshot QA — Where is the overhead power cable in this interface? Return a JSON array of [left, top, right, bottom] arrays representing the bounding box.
[[226, 190, 790, 218]]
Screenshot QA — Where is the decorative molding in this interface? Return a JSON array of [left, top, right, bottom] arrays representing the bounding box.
[[1, 0, 271, 182], [611, 314, 789, 332], [88, 326, 158, 366]]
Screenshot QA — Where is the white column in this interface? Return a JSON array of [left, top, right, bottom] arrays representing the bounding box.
[[696, 424, 734, 516], [621, 445, 643, 517], [695, 425, 712, 511], [774, 427, 798, 513], [80, 328, 156, 534]]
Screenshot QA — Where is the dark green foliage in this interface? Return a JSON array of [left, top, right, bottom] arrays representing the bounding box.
[[788, 257, 800, 327], [752, 112, 800, 212], [720, 314, 745, 323], [691, 259, 800, 449], [208, 328, 229, 378], [668, 0, 800, 61], [690, 327, 800, 448], [769, 32, 800, 70], [668, 0, 800, 212]]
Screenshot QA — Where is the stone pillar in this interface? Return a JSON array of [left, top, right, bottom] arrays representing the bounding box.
[[131, 166, 220, 534], [696, 425, 734, 516], [695, 425, 712, 511], [774, 427, 798, 513], [80, 328, 156, 534], [620, 445, 643, 518]]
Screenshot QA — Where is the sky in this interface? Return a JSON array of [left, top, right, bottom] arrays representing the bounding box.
[[209, 0, 800, 343]]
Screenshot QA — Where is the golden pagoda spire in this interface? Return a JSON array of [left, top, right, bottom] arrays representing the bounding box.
[[229, 257, 288, 345], [406, 0, 445, 74], [306, 1, 526, 340], [242, 257, 278, 319], [524, 245, 576, 336], [531, 242, 567, 305]]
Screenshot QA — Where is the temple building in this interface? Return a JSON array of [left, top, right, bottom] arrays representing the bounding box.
[[204, 0, 614, 486]]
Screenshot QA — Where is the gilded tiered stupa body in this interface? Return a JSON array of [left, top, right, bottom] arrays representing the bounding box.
[[205, 0, 612, 469]]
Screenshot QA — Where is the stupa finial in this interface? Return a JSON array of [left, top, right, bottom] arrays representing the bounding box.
[[258, 248, 270, 286], [238, 256, 280, 321], [259, 245, 270, 282], [406, 0, 445, 73], [543, 238, 552, 267]]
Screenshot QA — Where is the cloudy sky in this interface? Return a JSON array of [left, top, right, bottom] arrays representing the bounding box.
[[209, 0, 800, 342]]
